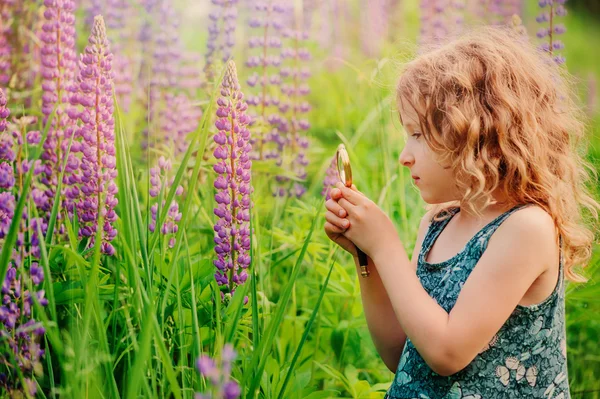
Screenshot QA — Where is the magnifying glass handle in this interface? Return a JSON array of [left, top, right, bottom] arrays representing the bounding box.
[[355, 245, 370, 277]]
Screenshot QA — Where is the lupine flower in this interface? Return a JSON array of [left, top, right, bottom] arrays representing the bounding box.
[[322, 155, 339, 201], [179, 52, 203, 98], [141, 1, 202, 157], [418, 0, 449, 49], [0, 89, 48, 397], [0, 1, 13, 86], [196, 343, 241, 399], [212, 60, 253, 302], [273, 25, 311, 199], [325, 0, 351, 70], [85, 0, 137, 111], [360, 0, 388, 56], [205, 0, 240, 82], [245, 1, 287, 162], [2, 2, 43, 108], [172, 93, 203, 156], [39, 0, 78, 236], [149, 156, 183, 249], [481, 0, 523, 24], [67, 15, 118, 256], [0, 89, 9, 133], [537, 0, 568, 65]]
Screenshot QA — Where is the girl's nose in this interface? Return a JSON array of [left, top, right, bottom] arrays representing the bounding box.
[[399, 147, 414, 167]]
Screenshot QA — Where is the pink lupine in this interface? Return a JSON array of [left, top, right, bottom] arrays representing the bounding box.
[[141, 1, 202, 157], [360, 0, 388, 57], [85, 0, 137, 111], [418, 0, 449, 49], [196, 344, 241, 399], [0, 1, 13, 86], [418, 0, 465, 50], [273, 25, 311, 199], [67, 15, 118, 256], [245, 0, 288, 161], [212, 61, 253, 301], [205, 0, 240, 81], [0, 89, 48, 397], [171, 93, 203, 156], [179, 53, 203, 98], [148, 156, 183, 249], [1, 2, 43, 108], [39, 0, 78, 236]]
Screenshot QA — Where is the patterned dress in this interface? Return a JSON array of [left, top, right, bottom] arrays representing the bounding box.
[[384, 204, 570, 399]]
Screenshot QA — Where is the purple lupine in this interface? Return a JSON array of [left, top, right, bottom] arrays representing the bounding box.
[[482, 0, 523, 24], [322, 155, 339, 201], [67, 15, 118, 256], [360, 0, 388, 57], [196, 343, 241, 399], [0, 90, 48, 397], [179, 52, 203, 98], [0, 1, 13, 86], [142, 1, 196, 155], [323, 0, 351, 71], [245, 1, 287, 162], [39, 0, 78, 237], [272, 26, 311, 199], [205, 0, 240, 81], [537, 0, 568, 65], [418, 0, 446, 49], [170, 93, 203, 156], [85, 0, 137, 111], [213, 60, 253, 302], [2, 2, 43, 109], [0, 89, 8, 133], [148, 156, 183, 249]]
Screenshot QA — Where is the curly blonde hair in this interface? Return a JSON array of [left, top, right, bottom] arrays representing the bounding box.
[[396, 25, 600, 282]]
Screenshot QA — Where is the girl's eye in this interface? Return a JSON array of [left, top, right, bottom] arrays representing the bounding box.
[[411, 133, 421, 139]]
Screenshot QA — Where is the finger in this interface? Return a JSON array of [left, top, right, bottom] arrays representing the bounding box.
[[338, 197, 357, 214], [350, 184, 365, 197], [324, 221, 345, 235], [325, 210, 350, 230], [329, 187, 342, 200], [335, 182, 361, 205], [326, 199, 347, 217]]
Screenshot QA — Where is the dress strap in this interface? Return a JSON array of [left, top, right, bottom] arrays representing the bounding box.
[[476, 204, 533, 254]]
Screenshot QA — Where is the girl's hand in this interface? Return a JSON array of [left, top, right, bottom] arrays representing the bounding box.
[[333, 182, 400, 259], [324, 184, 360, 258]]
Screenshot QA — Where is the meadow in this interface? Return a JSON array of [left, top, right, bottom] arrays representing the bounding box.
[[0, 0, 599, 398]]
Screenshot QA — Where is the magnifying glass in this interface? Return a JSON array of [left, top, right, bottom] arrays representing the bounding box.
[[336, 144, 370, 278]]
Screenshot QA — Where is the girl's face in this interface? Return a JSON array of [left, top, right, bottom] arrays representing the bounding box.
[[398, 100, 461, 204]]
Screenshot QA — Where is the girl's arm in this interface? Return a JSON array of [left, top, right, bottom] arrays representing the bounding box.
[[355, 209, 434, 373], [371, 206, 554, 376]]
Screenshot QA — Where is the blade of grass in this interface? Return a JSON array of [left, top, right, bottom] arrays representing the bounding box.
[[244, 198, 325, 398], [276, 252, 337, 399]]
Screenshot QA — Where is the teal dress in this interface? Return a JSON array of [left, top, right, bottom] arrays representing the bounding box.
[[385, 204, 570, 399]]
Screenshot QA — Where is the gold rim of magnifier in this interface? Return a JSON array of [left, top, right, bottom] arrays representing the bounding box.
[[336, 144, 352, 187]]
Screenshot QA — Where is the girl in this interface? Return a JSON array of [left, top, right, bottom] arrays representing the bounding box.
[[324, 26, 599, 398]]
